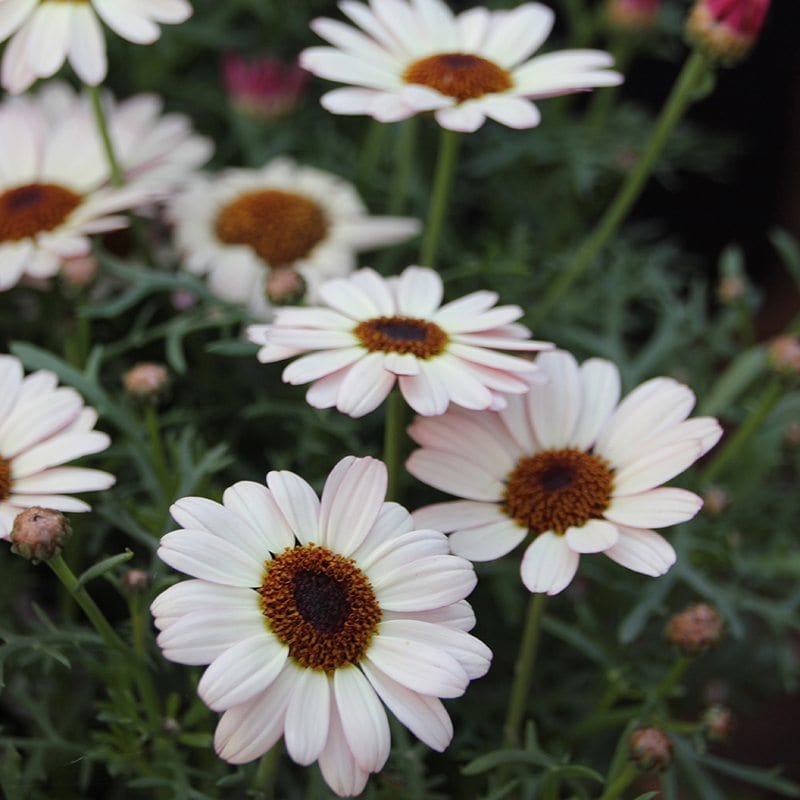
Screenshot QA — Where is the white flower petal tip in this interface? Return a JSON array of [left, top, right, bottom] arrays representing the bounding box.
[[406, 347, 719, 592], [0, 354, 113, 540], [151, 456, 488, 796], [300, 0, 620, 131], [170, 156, 418, 318], [253, 265, 547, 418]]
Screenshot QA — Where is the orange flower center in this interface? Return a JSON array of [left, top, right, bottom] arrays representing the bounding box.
[[0, 183, 82, 243], [0, 457, 11, 501], [214, 189, 328, 267], [503, 448, 613, 534], [259, 544, 381, 672], [354, 315, 448, 358], [403, 53, 512, 101]]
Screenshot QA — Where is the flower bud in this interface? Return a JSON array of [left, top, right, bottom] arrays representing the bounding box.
[[124, 362, 171, 404], [686, 0, 771, 65], [767, 334, 800, 377], [702, 704, 734, 741], [716, 272, 748, 304], [10, 507, 71, 563], [606, 0, 661, 32], [266, 267, 307, 306], [666, 603, 724, 654], [222, 53, 308, 121], [702, 486, 730, 516], [121, 568, 149, 594], [629, 727, 673, 771], [60, 255, 98, 288]]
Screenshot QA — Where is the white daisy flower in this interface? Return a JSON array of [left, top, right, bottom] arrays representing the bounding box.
[[0, 83, 201, 290], [169, 158, 421, 319], [0, 0, 192, 94], [407, 349, 723, 594], [300, 0, 623, 132], [246, 265, 552, 418], [0, 354, 115, 539], [151, 456, 490, 797]]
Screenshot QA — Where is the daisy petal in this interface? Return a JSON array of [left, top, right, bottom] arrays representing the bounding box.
[[565, 519, 619, 553], [284, 668, 331, 765], [604, 525, 676, 577], [520, 532, 580, 595], [605, 487, 703, 529]]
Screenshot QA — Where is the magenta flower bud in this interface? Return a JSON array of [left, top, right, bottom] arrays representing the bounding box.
[[222, 53, 308, 121], [687, 0, 771, 64], [606, 0, 661, 32]]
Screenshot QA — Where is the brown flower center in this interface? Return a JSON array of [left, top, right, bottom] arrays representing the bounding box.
[[0, 457, 11, 502], [354, 316, 448, 358], [258, 544, 381, 672], [503, 448, 613, 534], [403, 53, 512, 101], [0, 183, 82, 243], [214, 189, 328, 267]]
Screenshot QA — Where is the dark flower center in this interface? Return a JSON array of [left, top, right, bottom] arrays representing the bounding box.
[[0, 183, 82, 243], [354, 315, 448, 358], [403, 52, 513, 101]]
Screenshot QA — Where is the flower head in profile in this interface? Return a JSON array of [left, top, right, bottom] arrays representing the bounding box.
[[0, 0, 192, 93], [300, 0, 623, 132], [247, 266, 551, 418], [0, 83, 205, 291], [170, 158, 420, 319], [222, 53, 308, 120], [686, 0, 770, 64], [0, 354, 115, 540], [407, 349, 722, 594], [151, 456, 490, 797]]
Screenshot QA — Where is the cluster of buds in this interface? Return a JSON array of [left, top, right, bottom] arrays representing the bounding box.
[[222, 53, 307, 121], [629, 726, 673, 771], [666, 603, 725, 655], [686, 0, 771, 65], [605, 0, 661, 33]]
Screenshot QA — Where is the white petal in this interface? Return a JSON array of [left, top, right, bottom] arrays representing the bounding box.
[[613, 439, 703, 495], [411, 499, 504, 532], [396, 266, 442, 317], [361, 528, 449, 579], [565, 519, 619, 553], [405, 449, 503, 501], [527, 350, 581, 449], [434, 103, 486, 133], [605, 487, 703, 529], [449, 517, 527, 561], [398, 360, 450, 416], [318, 696, 370, 798], [67, 3, 106, 84], [150, 580, 257, 630], [284, 668, 331, 765], [604, 525, 676, 577], [480, 95, 541, 129], [266, 470, 320, 545], [282, 347, 364, 385], [520, 531, 580, 595], [223, 481, 296, 554], [336, 351, 396, 417], [11, 466, 114, 494], [572, 358, 620, 450]]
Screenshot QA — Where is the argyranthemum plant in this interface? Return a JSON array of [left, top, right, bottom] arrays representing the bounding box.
[[247, 265, 551, 417], [0, 84, 173, 290], [300, 0, 623, 132], [0, 354, 115, 539], [169, 158, 421, 318], [0, 0, 192, 93], [151, 455, 490, 797], [407, 349, 722, 594]]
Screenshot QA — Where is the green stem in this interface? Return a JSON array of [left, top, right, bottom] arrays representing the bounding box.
[[598, 762, 639, 800], [700, 376, 783, 485], [503, 593, 547, 747], [383, 388, 406, 503], [145, 404, 171, 501], [586, 37, 636, 132], [532, 50, 711, 325], [253, 744, 281, 800], [419, 127, 460, 268], [389, 117, 418, 216], [357, 119, 388, 184], [48, 554, 127, 651], [87, 85, 124, 187]]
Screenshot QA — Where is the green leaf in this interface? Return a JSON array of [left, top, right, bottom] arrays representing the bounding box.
[[74, 550, 134, 590], [769, 227, 800, 292], [696, 753, 800, 797], [462, 748, 553, 776]]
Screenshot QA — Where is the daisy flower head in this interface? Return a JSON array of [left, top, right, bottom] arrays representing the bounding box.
[[151, 456, 490, 797], [246, 265, 552, 418], [0, 84, 163, 290], [170, 158, 421, 319], [300, 0, 623, 133], [407, 349, 723, 595], [0, 353, 115, 540], [0, 0, 192, 94]]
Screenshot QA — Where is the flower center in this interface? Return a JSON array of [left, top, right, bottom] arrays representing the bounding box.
[[503, 448, 613, 534], [403, 53, 512, 102], [354, 316, 448, 358], [0, 457, 11, 501], [214, 189, 328, 267], [0, 183, 82, 243], [258, 544, 381, 672]]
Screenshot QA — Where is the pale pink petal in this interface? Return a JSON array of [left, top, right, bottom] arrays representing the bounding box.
[[396, 266, 443, 317], [265, 470, 320, 546], [572, 358, 620, 450], [613, 439, 703, 495], [336, 351, 396, 417], [411, 499, 505, 532], [223, 480, 296, 554], [565, 519, 619, 553], [520, 531, 580, 595], [527, 350, 581, 449], [398, 360, 450, 416], [284, 668, 331, 765], [604, 525, 676, 577], [405, 449, 504, 501], [318, 696, 370, 797], [605, 487, 703, 529], [449, 517, 527, 561]]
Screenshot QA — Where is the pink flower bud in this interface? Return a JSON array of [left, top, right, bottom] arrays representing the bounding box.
[[606, 0, 661, 31], [222, 53, 308, 121], [687, 0, 771, 64], [10, 507, 71, 563]]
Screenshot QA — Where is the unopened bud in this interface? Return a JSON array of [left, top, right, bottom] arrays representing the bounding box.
[[266, 267, 307, 306], [717, 273, 747, 304], [60, 255, 98, 288], [784, 420, 800, 447], [124, 362, 171, 404], [121, 568, 149, 594], [10, 507, 71, 563], [767, 335, 800, 377], [606, 0, 661, 32], [666, 603, 724, 655], [702, 704, 734, 741], [686, 0, 771, 65], [629, 727, 673, 771], [703, 486, 730, 515]]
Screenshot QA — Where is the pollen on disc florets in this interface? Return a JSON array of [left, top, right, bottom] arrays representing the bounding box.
[[259, 544, 382, 672], [354, 316, 448, 358], [214, 189, 328, 267], [0, 457, 11, 501], [503, 448, 614, 534], [0, 183, 82, 243], [403, 53, 513, 102]]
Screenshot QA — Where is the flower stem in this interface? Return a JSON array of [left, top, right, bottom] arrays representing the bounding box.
[[253, 744, 281, 800], [419, 127, 460, 268], [48, 554, 127, 651], [383, 387, 406, 503], [700, 375, 783, 485], [87, 85, 124, 187], [503, 592, 547, 747], [598, 762, 639, 800], [389, 117, 418, 216], [532, 50, 711, 325], [145, 404, 172, 503]]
